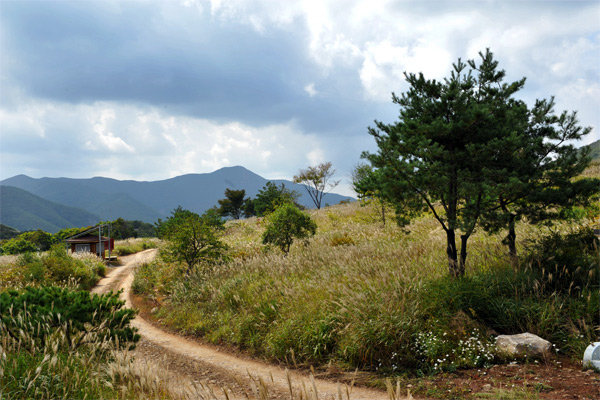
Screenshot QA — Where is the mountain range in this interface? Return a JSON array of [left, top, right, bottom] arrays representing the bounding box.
[[0, 166, 353, 233]]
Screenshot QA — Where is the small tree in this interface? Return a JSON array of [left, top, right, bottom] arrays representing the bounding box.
[[262, 203, 317, 255], [253, 181, 301, 216], [293, 162, 340, 209], [156, 207, 226, 274], [218, 189, 250, 219]]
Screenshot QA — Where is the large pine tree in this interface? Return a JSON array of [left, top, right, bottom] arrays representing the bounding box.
[[362, 49, 595, 277]]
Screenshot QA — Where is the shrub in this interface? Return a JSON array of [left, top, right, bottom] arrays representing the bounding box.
[[43, 245, 101, 289], [0, 285, 139, 348]]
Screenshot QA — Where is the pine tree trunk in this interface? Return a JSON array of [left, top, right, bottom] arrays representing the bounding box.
[[459, 234, 469, 277], [446, 229, 460, 278], [506, 213, 518, 267]]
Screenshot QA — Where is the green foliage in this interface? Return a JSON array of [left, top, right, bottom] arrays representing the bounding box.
[[200, 206, 226, 230], [421, 228, 599, 360], [363, 50, 530, 276], [157, 207, 227, 273], [477, 97, 597, 263], [0, 286, 147, 399], [253, 181, 301, 216], [106, 217, 156, 239], [1, 229, 54, 255], [0, 285, 139, 347], [218, 188, 250, 219], [293, 162, 340, 209], [262, 204, 317, 254], [362, 49, 595, 277], [43, 245, 105, 289], [1, 235, 37, 255], [133, 201, 598, 376], [52, 226, 89, 244], [351, 163, 389, 225]]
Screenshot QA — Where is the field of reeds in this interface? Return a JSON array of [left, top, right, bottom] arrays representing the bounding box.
[[133, 201, 599, 376], [113, 238, 161, 256], [0, 244, 107, 291]]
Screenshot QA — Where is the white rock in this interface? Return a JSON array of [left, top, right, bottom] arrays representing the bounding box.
[[496, 333, 552, 359]]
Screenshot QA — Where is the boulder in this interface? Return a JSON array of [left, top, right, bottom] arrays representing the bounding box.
[[496, 333, 552, 359]]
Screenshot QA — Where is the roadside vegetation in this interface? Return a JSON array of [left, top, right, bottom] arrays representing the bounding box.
[[113, 238, 160, 256], [0, 244, 107, 291]]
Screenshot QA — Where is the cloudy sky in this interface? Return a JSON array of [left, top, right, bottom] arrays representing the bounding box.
[[1, 0, 598, 196]]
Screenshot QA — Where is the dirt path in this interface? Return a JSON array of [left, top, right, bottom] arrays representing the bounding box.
[[92, 250, 401, 400]]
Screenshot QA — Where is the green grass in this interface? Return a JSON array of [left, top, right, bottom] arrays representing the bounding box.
[[113, 238, 160, 256], [133, 201, 600, 376]]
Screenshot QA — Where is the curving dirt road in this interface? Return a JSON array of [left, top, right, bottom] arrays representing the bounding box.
[[92, 250, 406, 400]]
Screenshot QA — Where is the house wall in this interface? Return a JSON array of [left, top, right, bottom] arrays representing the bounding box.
[[70, 242, 105, 259]]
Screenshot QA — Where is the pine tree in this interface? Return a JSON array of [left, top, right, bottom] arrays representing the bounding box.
[[364, 50, 529, 277]]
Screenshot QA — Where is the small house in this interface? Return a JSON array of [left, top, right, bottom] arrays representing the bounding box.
[[66, 233, 114, 259]]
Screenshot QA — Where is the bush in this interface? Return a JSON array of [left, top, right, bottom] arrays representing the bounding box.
[[0, 285, 139, 348], [0, 286, 150, 400], [43, 245, 102, 289]]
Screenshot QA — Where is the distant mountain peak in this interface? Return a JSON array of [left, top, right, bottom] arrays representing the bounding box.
[[1, 167, 354, 230]]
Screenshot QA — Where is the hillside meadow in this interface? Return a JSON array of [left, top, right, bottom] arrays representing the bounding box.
[[133, 200, 599, 378]]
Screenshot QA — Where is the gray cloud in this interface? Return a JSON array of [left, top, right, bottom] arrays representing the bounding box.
[[0, 0, 382, 134], [1, 0, 598, 196]]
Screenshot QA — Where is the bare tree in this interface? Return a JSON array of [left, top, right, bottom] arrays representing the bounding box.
[[293, 162, 340, 209]]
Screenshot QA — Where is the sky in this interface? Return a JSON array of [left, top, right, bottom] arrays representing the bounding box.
[[1, 0, 599, 196]]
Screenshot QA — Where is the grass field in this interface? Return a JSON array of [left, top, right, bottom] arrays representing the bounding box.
[[133, 200, 599, 377]]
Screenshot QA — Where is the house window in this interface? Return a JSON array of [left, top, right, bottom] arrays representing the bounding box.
[[75, 244, 91, 253]]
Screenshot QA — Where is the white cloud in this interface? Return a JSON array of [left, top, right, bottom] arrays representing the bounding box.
[[86, 108, 135, 153], [304, 83, 317, 97], [0, 99, 330, 182]]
